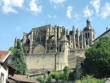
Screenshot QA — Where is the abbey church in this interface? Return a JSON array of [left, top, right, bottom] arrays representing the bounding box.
[[15, 19, 95, 54], [14, 19, 95, 73]]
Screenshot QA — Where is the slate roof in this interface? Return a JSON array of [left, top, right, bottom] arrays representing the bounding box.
[[83, 25, 93, 31], [8, 64, 16, 76], [94, 29, 110, 41], [0, 50, 10, 63]]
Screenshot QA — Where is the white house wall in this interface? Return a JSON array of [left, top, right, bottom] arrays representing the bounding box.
[[0, 65, 8, 83]]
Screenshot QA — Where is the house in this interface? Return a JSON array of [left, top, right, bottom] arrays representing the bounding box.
[[0, 50, 38, 83], [94, 28, 110, 41], [0, 50, 11, 83]]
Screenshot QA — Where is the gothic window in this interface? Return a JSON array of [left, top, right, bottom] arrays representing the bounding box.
[[93, 34, 95, 39], [86, 40, 88, 45], [88, 33, 89, 38], [85, 33, 88, 38]]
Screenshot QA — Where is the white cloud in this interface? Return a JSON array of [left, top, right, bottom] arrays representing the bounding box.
[[54, 5, 57, 8], [2, 0, 24, 13], [29, 0, 42, 13], [3, 6, 17, 13], [66, 6, 72, 19], [101, 3, 110, 18], [54, 14, 56, 18], [0, 1, 1, 6], [90, 0, 100, 14], [48, 14, 52, 18], [50, 0, 65, 4], [73, 14, 79, 20], [48, 14, 56, 19], [84, 6, 93, 17]]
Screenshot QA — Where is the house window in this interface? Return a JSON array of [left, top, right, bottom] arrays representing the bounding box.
[[0, 73, 4, 83]]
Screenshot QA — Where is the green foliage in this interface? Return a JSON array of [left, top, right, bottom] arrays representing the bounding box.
[[84, 37, 110, 78], [49, 72, 64, 82], [36, 77, 45, 83], [63, 66, 70, 80], [11, 40, 27, 75], [8, 46, 14, 56], [37, 67, 75, 83], [46, 67, 74, 82], [76, 75, 105, 83], [47, 75, 52, 83]]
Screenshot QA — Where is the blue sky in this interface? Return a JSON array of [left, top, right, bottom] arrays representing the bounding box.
[[0, 0, 110, 50]]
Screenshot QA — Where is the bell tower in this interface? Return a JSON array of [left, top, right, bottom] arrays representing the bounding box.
[[82, 18, 95, 48]]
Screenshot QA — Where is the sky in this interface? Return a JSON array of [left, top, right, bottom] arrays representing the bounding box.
[[0, 0, 110, 50]]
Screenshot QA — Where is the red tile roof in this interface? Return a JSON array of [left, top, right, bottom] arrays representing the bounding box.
[[9, 74, 39, 83], [0, 50, 10, 63]]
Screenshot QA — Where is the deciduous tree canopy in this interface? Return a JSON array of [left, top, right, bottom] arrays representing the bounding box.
[[84, 37, 110, 78]]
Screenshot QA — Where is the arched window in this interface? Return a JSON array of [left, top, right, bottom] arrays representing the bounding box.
[[88, 33, 89, 38], [85, 33, 88, 38]]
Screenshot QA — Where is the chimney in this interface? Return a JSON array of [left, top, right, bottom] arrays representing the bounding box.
[[106, 27, 109, 31]]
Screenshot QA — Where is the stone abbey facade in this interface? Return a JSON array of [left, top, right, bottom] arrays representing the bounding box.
[[15, 18, 95, 54], [14, 19, 95, 73]]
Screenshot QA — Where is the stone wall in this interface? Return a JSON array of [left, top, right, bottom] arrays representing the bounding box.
[[25, 49, 85, 74], [25, 54, 55, 74], [25, 52, 68, 74], [68, 49, 85, 69]]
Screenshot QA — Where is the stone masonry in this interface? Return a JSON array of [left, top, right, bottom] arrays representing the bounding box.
[[14, 19, 95, 74]]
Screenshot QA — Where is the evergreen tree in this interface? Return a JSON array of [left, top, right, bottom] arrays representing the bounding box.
[[11, 39, 27, 75], [84, 37, 110, 78]]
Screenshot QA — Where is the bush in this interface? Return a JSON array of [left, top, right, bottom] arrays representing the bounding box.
[[49, 72, 64, 81], [63, 66, 70, 80], [47, 75, 52, 83], [36, 77, 45, 83], [76, 75, 105, 83]]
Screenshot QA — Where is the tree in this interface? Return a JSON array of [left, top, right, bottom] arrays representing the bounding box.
[[8, 46, 14, 56], [11, 39, 27, 75], [84, 37, 110, 78], [63, 66, 70, 80]]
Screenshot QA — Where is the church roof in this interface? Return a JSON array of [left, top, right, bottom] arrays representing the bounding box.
[[83, 25, 93, 31], [83, 18, 94, 31]]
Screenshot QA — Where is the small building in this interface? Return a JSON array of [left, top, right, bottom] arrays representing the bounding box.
[[95, 28, 110, 41], [0, 50, 11, 83]]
